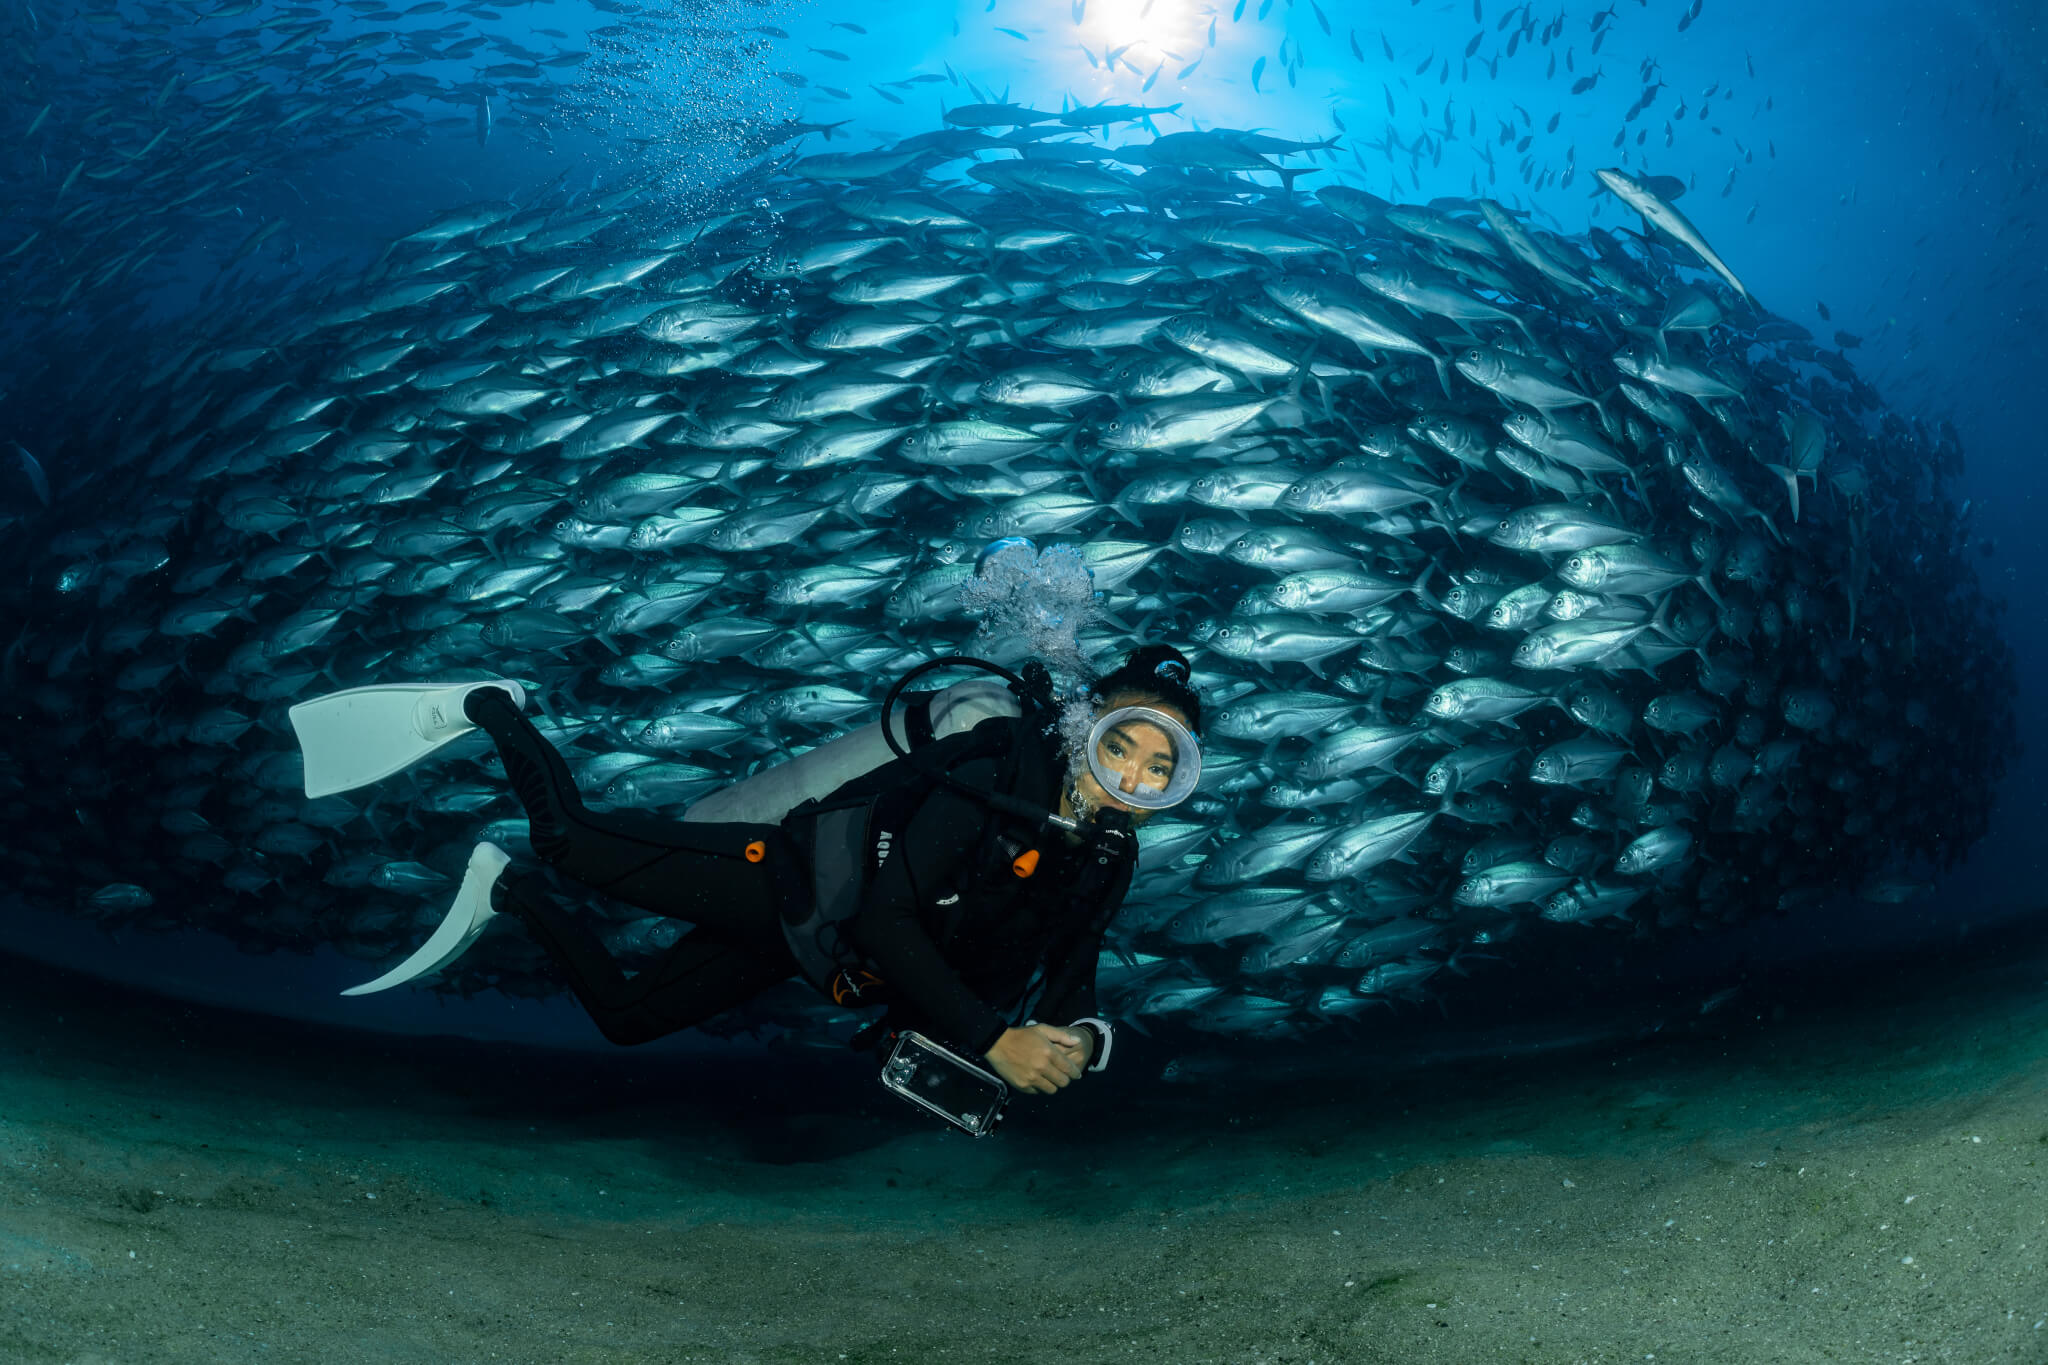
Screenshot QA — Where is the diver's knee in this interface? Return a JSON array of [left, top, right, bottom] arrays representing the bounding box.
[[597, 1017, 662, 1047]]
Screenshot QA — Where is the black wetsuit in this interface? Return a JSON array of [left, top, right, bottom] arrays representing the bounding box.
[[464, 686, 1133, 1055]]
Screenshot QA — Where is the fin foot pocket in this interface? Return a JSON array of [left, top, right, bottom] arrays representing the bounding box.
[[461, 681, 526, 727]]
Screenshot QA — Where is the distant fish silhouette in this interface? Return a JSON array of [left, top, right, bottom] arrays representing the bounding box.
[[12, 442, 49, 506]]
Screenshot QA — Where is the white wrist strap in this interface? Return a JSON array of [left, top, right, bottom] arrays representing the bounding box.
[[1073, 1017, 1114, 1072], [1025, 1017, 1113, 1072]]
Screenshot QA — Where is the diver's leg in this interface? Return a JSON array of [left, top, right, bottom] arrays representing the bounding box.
[[494, 873, 795, 1046], [462, 684, 601, 867], [463, 686, 783, 934]]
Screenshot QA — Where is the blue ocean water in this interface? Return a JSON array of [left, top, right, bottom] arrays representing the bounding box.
[[0, 2, 2044, 1360], [0, 0, 2035, 1042]]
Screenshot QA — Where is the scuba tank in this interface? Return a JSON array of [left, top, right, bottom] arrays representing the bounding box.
[[679, 677, 1021, 826]]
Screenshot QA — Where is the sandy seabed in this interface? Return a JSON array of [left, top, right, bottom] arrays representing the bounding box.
[[1, 922, 2045, 1365]]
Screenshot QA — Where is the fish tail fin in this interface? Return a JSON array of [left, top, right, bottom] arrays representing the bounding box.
[[1057, 426, 1087, 469], [1306, 370, 1339, 417], [1430, 351, 1455, 401], [1283, 337, 1321, 404], [13, 442, 51, 506], [1625, 469, 1657, 519], [1280, 368, 1302, 405], [1763, 463, 1801, 523], [1641, 595, 1682, 652], [1073, 462, 1105, 501], [1436, 795, 1483, 823], [1590, 484, 1630, 524], [1447, 947, 1501, 977], [1419, 492, 1458, 535]]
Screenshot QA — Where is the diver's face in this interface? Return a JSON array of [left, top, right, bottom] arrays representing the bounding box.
[[1072, 696, 1190, 827]]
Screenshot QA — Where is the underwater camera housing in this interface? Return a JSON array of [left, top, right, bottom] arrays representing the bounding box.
[[878, 1030, 1011, 1137]]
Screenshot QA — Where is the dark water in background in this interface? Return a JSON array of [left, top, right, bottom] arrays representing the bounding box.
[[0, 0, 2041, 1065]]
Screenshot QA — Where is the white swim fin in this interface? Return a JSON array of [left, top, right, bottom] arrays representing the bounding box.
[[342, 842, 512, 997], [289, 679, 525, 798]]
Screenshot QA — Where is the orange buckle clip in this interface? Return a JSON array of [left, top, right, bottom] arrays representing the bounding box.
[[831, 968, 885, 1005], [1012, 848, 1040, 878], [743, 840, 766, 863]]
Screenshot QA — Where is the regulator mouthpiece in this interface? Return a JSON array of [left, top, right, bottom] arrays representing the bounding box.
[[1083, 706, 1202, 812]]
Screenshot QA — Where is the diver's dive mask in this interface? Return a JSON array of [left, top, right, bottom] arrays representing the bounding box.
[[1081, 705, 1202, 811]]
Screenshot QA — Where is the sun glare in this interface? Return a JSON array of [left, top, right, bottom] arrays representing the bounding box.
[[1070, 0, 1208, 98]]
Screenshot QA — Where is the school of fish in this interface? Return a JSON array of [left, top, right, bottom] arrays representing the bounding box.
[[0, 103, 2015, 1042], [0, 0, 790, 338]]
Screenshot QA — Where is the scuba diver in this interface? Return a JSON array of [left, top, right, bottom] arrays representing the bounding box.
[[286, 645, 1203, 1100]]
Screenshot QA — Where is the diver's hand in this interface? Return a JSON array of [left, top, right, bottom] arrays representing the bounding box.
[[984, 1026, 1085, 1094], [1050, 1022, 1094, 1070]]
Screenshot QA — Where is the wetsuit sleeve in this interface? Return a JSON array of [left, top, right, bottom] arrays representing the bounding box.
[[1036, 859, 1131, 1046], [1032, 859, 1130, 1072], [843, 759, 1012, 1058], [1033, 920, 1105, 1026]]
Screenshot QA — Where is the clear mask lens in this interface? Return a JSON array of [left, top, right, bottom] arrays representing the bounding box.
[[1084, 706, 1201, 812]]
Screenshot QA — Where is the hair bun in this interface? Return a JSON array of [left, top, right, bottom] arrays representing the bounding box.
[[1144, 647, 1191, 683], [1089, 644, 1203, 734]]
